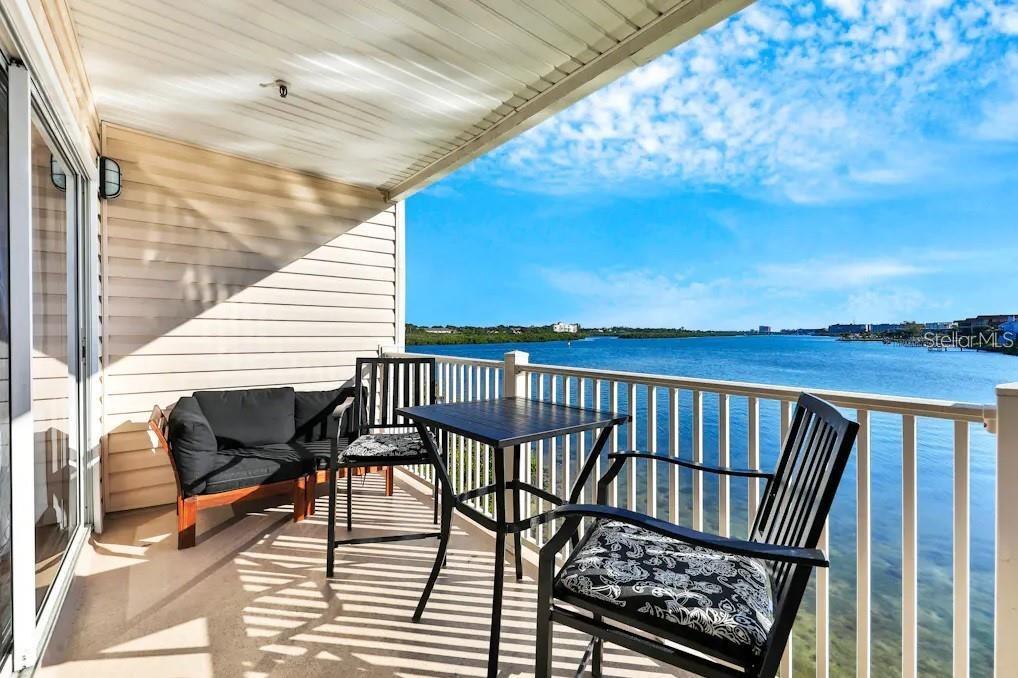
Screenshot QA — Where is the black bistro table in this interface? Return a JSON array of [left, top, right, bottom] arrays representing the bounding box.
[[396, 397, 628, 677]]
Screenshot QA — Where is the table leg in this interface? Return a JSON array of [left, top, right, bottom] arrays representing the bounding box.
[[511, 445, 524, 581], [326, 438, 338, 578], [488, 447, 507, 677], [413, 422, 456, 621], [413, 492, 452, 621]]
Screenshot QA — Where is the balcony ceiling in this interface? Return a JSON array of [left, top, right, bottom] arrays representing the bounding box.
[[68, 0, 750, 199]]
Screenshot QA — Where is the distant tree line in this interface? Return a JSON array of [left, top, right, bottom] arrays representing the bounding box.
[[406, 324, 745, 345]]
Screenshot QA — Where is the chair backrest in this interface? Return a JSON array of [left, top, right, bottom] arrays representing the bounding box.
[[354, 356, 438, 436], [751, 393, 858, 674]]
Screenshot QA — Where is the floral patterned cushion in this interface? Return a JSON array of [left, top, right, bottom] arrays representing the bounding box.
[[555, 519, 774, 661], [338, 432, 428, 463]]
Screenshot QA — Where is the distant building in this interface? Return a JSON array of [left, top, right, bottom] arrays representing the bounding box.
[[422, 327, 454, 334], [758, 325, 772, 334], [955, 315, 1017, 334], [871, 323, 904, 333], [828, 323, 870, 335], [552, 322, 579, 333], [924, 321, 957, 331]]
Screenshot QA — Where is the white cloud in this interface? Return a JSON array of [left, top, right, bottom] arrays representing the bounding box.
[[825, 0, 862, 21], [538, 252, 975, 329], [756, 258, 928, 290], [477, 0, 1018, 204]]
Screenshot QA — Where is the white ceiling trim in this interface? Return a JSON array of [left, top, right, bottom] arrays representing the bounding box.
[[385, 0, 754, 201]]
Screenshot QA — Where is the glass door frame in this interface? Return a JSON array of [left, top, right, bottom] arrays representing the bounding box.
[[1, 27, 99, 674]]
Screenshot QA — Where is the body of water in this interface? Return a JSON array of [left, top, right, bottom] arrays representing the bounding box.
[[412, 335, 1017, 676]]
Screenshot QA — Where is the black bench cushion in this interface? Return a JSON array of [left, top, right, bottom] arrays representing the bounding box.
[[293, 387, 356, 442], [195, 387, 296, 448], [167, 396, 218, 496], [555, 519, 775, 663], [200, 444, 309, 495]]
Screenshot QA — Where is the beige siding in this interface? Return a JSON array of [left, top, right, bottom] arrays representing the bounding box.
[[101, 125, 395, 512]]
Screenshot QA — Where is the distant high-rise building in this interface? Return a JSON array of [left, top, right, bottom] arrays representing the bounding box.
[[552, 322, 579, 333], [828, 323, 870, 335], [758, 325, 772, 334]]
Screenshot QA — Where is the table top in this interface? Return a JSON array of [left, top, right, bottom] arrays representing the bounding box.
[[396, 397, 628, 448]]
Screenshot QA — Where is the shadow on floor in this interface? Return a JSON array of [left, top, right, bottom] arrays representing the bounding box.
[[37, 474, 681, 677]]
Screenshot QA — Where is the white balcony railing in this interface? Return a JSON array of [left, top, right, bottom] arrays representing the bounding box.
[[387, 348, 1004, 678]]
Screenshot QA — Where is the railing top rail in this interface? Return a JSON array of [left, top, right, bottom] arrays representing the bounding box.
[[517, 361, 993, 425], [389, 350, 994, 424], [389, 351, 504, 368]]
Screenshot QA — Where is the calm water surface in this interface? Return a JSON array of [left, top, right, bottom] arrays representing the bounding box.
[[414, 335, 1016, 676]]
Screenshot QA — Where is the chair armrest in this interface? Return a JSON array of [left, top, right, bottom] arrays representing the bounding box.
[[329, 396, 355, 420], [609, 452, 772, 479], [326, 396, 356, 440], [549, 504, 828, 567]]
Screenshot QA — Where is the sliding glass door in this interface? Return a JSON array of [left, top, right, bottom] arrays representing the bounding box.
[[0, 61, 13, 664], [29, 119, 79, 613]]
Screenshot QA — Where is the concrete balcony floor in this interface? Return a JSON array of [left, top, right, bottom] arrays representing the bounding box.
[[38, 473, 683, 677]]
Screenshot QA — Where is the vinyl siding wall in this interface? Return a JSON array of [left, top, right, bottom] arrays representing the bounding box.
[[100, 125, 397, 512]]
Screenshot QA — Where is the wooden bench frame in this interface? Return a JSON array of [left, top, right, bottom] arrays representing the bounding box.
[[149, 405, 392, 549]]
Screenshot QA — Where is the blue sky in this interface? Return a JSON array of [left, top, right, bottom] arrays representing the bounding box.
[[407, 0, 1018, 331]]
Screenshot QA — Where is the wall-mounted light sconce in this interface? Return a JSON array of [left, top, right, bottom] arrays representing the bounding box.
[[99, 156, 121, 199], [50, 154, 66, 192]]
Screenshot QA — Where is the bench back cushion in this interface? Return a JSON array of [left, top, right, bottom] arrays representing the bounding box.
[[293, 387, 352, 441], [167, 396, 218, 495], [195, 387, 296, 448]]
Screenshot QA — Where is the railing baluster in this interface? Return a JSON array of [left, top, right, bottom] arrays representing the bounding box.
[[563, 377, 572, 501], [609, 380, 619, 507], [669, 387, 680, 524], [817, 521, 830, 678], [780, 399, 792, 441], [551, 375, 559, 502], [856, 408, 871, 678], [627, 382, 638, 511], [577, 377, 587, 502], [524, 372, 533, 535], [902, 414, 918, 678], [647, 385, 658, 517], [457, 364, 465, 495], [748, 396, 760, 532], [467, 364, 475, 508], [475, 366, 483, 507], [954, 419, 970, 678], [718, 392, 730, 537], [537, 374, 546, 544], [692, 389, 703, 531], [592, 378, 603, 500], [484, 367, 491, 509]]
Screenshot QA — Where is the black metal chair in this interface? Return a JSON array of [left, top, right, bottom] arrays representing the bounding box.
[[534, 393, 859, 678], [325, 356, 448, 578]]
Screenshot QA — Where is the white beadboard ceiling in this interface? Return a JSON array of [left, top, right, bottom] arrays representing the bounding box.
[[68, 0, 750, 199]]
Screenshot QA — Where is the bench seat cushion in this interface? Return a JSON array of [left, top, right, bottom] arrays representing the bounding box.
[[200, 444, 310, 495]]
